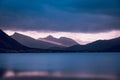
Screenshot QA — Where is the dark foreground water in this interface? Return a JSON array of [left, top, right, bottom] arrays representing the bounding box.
[[0, 53, 120, 80]]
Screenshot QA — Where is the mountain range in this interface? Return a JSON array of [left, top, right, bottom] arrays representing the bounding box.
[[68, 37, 120, 52], [0, 29, 120, 52], [0, 29, 66, 53], [0, 29, 29, 52], [11, 33, 78, 49], [39, 35, 78, 47]]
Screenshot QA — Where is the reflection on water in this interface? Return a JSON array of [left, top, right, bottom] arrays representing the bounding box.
[[0, 53, 120, 79], [3, 70, 118, 80]]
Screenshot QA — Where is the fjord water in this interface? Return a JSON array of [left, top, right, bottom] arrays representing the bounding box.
[[0, 53, 120, 79]]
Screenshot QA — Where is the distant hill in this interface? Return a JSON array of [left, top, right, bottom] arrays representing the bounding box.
[[39, 35, 78, 47], [84, 37, 120, 52], [11, 33, 65, 49], [68, 37, 120, 52], [0, 29, 29, 52]]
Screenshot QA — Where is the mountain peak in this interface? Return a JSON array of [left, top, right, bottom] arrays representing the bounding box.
[[45, 35, 56, 40], [59, 37, 69, 39], [0, 29, 28, 52], [47, 35, 54, 38], [41, 36, 78, 47], [0, 29, 2, 31], [13, 32, 22, 36], [12, 32, 34, 39]]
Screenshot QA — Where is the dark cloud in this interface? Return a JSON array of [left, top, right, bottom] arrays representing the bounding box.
[[0, 0, 120, 33]]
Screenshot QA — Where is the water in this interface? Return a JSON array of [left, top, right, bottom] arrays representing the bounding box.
[[0, 53, 120, 79]]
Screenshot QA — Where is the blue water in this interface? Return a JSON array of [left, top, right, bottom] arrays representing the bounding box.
[[0, 53, 120, 75]]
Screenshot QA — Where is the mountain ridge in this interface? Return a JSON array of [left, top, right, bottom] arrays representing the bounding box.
[[68, 37, 120, 52], [11, 32, 65, 49], [40, 35, 78, 47], [0, 29, 30, 52], [0, 29, 120, 52]]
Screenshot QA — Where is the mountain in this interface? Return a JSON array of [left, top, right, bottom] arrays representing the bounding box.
[[1, 29, 119, 52], [0, 29, 29, 52], [39, 35, 78, 47], [11, 33, 65, 49], [85, 37, 120, 52], [68, 37, 120, 52], [0, 68, 6, 77]]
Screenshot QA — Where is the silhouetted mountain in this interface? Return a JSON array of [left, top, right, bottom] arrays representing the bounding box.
[[40, 35, 78, 47], [0, 68, 6, 78], [86, 37, 120, 52], [11, 33, 64, 49], [0, 30, 55, 53], [0, 29, 29, 52], [68, 37, 120, 52]]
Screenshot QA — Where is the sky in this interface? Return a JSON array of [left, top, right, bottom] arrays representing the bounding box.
[[0, 0, 120, 44]]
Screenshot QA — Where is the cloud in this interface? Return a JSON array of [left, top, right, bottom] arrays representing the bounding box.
[[0, 0, 120, 33]]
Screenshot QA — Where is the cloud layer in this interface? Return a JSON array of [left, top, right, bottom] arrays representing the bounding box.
[[0, 0, 120, 33]]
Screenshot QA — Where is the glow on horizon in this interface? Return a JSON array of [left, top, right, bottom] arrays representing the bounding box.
[[4, 30, 120, 45]]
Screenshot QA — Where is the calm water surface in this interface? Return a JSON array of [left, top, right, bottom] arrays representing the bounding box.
[[0, 53, 120, 75]]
